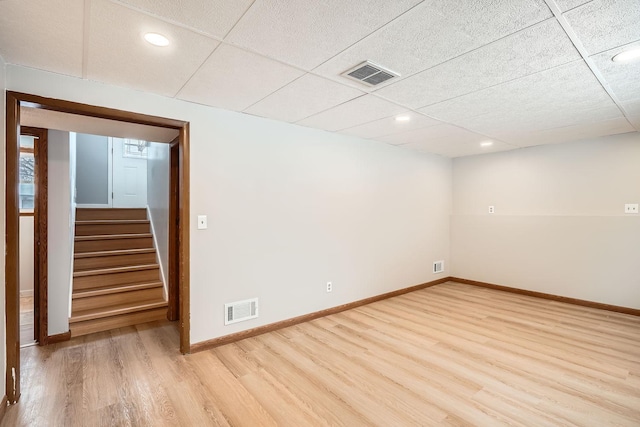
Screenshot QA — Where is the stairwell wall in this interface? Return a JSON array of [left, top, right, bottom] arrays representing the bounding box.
[[48, 130, 74, 335], [147, 142, 170, 293]]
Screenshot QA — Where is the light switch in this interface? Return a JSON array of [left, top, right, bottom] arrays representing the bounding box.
[[197, 215, 208, 229]]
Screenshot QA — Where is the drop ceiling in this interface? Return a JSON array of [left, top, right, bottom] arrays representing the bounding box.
[[0, 0, 638, 157]]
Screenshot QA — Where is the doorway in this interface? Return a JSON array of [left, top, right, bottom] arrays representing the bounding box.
[[5, 91, 191, 404]]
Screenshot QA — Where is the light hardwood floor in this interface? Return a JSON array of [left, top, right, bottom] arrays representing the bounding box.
[[3, 282, 639, 426]]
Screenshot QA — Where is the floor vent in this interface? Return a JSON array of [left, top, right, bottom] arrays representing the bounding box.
[[225, 298, 258, 325], [433, 260, 445, 274], [342, 61, 399, 86]]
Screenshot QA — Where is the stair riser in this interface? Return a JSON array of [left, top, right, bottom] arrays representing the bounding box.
[[75, 223, 150, 236], [70, 307, 167, 337], [76, 208, 147, 221], [74, 252, 157, 271], [74, 268, 160, 290], [72, 287, 164, 313], [75, 237, 153, 253]]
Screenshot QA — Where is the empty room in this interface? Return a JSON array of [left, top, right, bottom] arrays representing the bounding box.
[[1, 0, 639, 425]]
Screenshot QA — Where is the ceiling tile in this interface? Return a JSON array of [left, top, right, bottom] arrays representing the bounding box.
[[87, 0, 219, 97], [401, 138, 515, 158], [0, 0, 84, 77], [114, 0, 254, 39], [225, 0, 423, 70], [419, 61, 623, 135], [493, 117, 635, 147], [296, 95, 407, 132], [623, 100, 640, 116], [177, 44, 304, 111], [555, 0, 592, 12], [590, 41, 640, 104], [377, 123, 492, 147], [339, 112, 442, 140], [563, 0, 640, 54], [244, 74, 364, 122], [314, 0, 552, 83], [375, 19, 580, 109], [628, 116, 640, 131]]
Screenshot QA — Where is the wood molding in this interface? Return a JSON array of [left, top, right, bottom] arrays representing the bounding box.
[[450, 277, 640, 317], [0, 395, 7, 423], [45, 331, 71, 345], [190, 277, 451, 353], [6, 91, 21, 403]]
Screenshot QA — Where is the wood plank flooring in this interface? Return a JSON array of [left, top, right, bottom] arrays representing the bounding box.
[[3, 282, 639, 426]]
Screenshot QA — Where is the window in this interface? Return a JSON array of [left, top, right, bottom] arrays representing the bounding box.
[[123, 138, 148, 158], [19, 136, 36, 212]]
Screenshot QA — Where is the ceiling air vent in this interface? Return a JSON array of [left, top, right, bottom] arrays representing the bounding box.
[[342, 61, 399, 86]]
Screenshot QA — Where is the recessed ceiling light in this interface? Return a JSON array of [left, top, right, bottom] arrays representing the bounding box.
[[144, 32, 169, 47], [395, 115, 411, 122], [612, 47, 640, 63], [480, 141, 494, 147]]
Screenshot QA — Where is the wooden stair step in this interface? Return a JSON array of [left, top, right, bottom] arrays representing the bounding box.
[[73, 266, 161, 290], [73, 263, 159, 278], [76, 208, 147, 221], [75, 220, 151, 236], [73, 281, 163, 299], [69, 307, 168, 337], [74, 248, 157, 271], [75, 248, 156, 258], [75, 234, 153, 252], [72, 283, 164, 314], [70, 300, 167, 323]]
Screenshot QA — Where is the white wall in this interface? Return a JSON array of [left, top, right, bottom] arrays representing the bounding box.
[[147, 142, 170, 291], [452, 133, 640, 309], [6, 66, 452, 344], [19, 216, 34, 296], [75, 133, 109, 205], [48, 130, 73, 335], [1, 54, 7, 398]]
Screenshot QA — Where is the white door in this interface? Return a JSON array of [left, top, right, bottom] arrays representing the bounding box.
[[111, 137, 147, 208]]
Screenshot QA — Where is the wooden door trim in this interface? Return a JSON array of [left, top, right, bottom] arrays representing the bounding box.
[[5, 91, 191, 405], [20, 126, 49, 346]]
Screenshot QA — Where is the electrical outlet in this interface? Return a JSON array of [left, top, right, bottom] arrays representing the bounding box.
[[625, 204, 639, 214], [326, 282, 332, 293], [488, 206, 495, 214]]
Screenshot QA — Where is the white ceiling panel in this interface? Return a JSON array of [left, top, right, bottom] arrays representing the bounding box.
[[401, 138, 515, 158], [113, 0, 254, 39], [375, 19, 580, 109], [296, 95, 407, 132], [87, 0, 219, 97], [177, 44, 304, 111], [339, 112, 442, 140], [314, 0, 552, 83], [555, 0, 592, 12], [244, 74, 364, 123], [225, 0, 423, 70], [563, 0, 640, 54], [378, 124, 491, 146], [623, 101, 640, 115], [590, 42, 640, 104], [628, 116, 640, 131], [0, 0, 84, 77], [493, 117, 635, 147], [420, 61, 622, 134]]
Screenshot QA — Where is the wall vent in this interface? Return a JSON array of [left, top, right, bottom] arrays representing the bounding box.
[[433, 260, 445, 274], [341, 61, 399, 86], [224, 298, 258, 325]]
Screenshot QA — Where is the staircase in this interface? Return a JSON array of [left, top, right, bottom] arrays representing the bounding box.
[[70, 208, 167, 337]]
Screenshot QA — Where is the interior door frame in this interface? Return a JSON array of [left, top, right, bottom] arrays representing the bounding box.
[[19, 126, 49, 346], [5, 91, 191, 404]]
